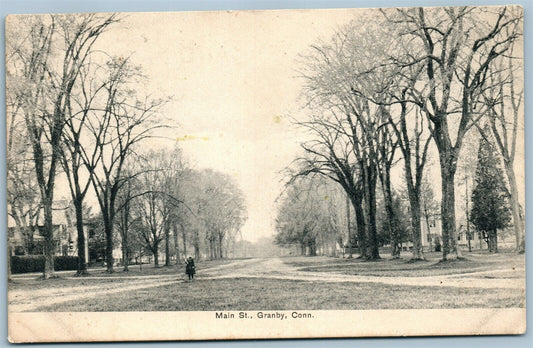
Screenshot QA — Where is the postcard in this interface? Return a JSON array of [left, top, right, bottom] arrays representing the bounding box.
[[6, 5, 525, 342]]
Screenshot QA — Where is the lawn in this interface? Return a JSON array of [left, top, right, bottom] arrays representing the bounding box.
[[8, 258, 243, 291], [285, 250, 525, 278], [34, 278, 524, 312]]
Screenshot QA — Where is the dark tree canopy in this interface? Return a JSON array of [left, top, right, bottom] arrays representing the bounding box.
[[471, 135, 511, 246]]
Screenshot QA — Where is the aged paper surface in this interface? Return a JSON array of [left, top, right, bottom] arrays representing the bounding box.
[[6, 6, 525, 342], [7, 310, 527, 342]]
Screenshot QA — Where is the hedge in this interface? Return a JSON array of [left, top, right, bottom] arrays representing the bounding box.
[[10, 255, 79, 274]]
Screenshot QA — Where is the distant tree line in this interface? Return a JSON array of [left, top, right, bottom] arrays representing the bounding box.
[[275, 177, 346, 257], [114, 152, 246, 271]]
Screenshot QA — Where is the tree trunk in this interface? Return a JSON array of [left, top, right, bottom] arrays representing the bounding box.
[[217, 235, 223, 259], [464, 177, 472, 253], [387, 204, 400, 259], [309, 239, 317, 256], [164, 222, 171, 266], [120, 196, 130, 272], [23, 223, 35, 255], [350, 195, 367, 258], [104, 218, 114, 273], [439, 157, 459, 260], [122, 240, 129, 272], [504, 162, 525, 253], [401, 147, 424, 260], [346, 194, 353, 258], [181, 225, 188, 257], [121, 219, 129, 272], [209, 239, 214, 260], [408, 192, 424, 260], [153, 244, 159, 267], [489, 229, 498, 253], [74, 200, 88, 275], [384, 187, 400, 259], [42, 203, 55, 278], [424, 206, 432, 251], [174, 224, 181, 265], [28, 227, 36, 255], [364, 164, 380, 259], [379, 161, 400, 259], [483, 231, 490, 250], [7, 242, 12, 281], [467, 230, 472, 253]]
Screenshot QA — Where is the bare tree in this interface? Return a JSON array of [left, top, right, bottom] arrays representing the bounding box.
[[134, 187, 165, 267], [173, 168, 202, 261], [127, 147, 187, 267], [477, 26, 524, 252], [385, 6, 522, 259], [276, 176, 346, 257], [198, 170, 246, 260], [376, 120, 401, 258], [83, 57, 166, 272], [420, 177, 440, 251], [6, 100, 41, 258], [364, 47, 434, 260], [383, 97, 432, 260], [6, 14, 118, 278], [160, 147, 187, 266], [59, 55, 115, 275], [275, 178, 320, 255], [6, 94, 41, 281], [115, 167, 140, 272], [297, 18, 406, 259], [291, 115, 367, 257]]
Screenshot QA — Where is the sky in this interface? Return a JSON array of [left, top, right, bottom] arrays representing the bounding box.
[[84, 9, 359, 242]]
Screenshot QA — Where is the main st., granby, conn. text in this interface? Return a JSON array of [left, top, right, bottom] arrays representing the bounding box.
[[215, 311, 314, 320]]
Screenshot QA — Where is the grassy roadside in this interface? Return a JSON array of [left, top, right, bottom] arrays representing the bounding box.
[[284, 250, 525, 277], [8, 258, 238, 291], [34, 277, 525, 311]]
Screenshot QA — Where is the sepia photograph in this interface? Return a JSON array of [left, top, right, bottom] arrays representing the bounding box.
[[4, 2, 526, 343]]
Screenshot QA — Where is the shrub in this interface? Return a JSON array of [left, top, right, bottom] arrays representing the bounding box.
[[10, 255, 79, 274], [10, 255, 44, 274], [54, 256, 79, 271]]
